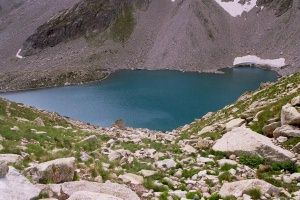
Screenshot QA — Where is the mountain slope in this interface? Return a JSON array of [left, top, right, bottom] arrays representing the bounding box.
[[0, 0, 299, 91]]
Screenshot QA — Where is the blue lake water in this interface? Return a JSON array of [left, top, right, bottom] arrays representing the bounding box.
[[1, 67, 278, 131]]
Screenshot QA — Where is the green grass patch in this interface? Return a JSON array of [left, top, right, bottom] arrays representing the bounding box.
[[244, 188, 261, 200], [111, 7, 135, 44], [239, 154, 265, 168]]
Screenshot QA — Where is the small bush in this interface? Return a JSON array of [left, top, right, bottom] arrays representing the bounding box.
[[223, 196, 237, 200], [208, 192, 221, 200], [239, 154, 264, 168], [220, 164, 237, 171], [182, 168, 200, 178], [244, 188, 262, 200], [271, 161, 297, 173], [159, 191, 169, 200], [186, 191, 202, 199], [218, 171, 235, 182]]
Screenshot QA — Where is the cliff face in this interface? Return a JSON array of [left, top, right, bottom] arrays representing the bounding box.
[[21, 0, 147, 56]]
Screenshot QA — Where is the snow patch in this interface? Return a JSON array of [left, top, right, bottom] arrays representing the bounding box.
[[214, 0, 257, 17], [233, 55, 286, 68], [16, 49, 23, 59]]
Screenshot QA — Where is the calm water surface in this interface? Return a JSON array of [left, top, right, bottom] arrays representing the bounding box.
[[1, 67, 278, 131]]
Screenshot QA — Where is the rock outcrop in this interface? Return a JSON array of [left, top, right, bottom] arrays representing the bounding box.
[[213, 127, 295, 161], [25, 157, 75, 183]]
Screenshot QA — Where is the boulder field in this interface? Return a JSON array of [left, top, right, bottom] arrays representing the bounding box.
[[0, 74, 300, 199]]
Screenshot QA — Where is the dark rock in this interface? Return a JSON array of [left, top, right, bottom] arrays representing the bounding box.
[[21, 0, 149, 56]]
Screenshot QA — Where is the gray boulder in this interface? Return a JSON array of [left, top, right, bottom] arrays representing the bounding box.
[[291, 96, 300, 106], [155, 159, 177, 169], [225, 118, 245, 131], [281, 104, 300, 126], [45, 180, 140, 200], [219, 179, 281, 198], [213, 127, 295, 162], [0, 167, 41, 200], [34, 117, 45, 126], [262, 122, 281, 137], [273, 125, 300, 138], [0, 154, 22, 165], [26, 157, 75, 183]]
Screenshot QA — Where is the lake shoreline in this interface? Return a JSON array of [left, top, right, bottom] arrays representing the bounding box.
[[1, 67, 279, 131], [0, 65, 281, 94]]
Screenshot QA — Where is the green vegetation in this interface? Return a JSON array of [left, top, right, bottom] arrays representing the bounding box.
[[244, 188, 262, 200], [200, 131, 222, 140], [208, 193, 221, 200], [111, 7, 135, 45], [182, 168, 200, 178], [271, 161, 297, 173], [239, 154, 265, 168], [218, 171, 235, 182], [220, 163, 237, 171], [186, 191, 202, 199]]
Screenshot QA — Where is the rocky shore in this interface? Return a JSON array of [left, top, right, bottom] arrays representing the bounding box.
[[0, 72, 299, 199]]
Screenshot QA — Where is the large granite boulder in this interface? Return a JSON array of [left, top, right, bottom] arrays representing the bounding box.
[[68, 191, 122, 200], [212, 127, 295, 162], [0, 154, 22, 165], [0, 167, 41, 200], [26, 157, 75, 183], [119, 173, 143, 185], [262, 122, 281, 137], [291, 96, 300, 107], [225, 118, 245, 131], [219, 179, 281, 198], [155, 159, 177, 169], [281, 104, 300, 126], [273, 125, 300, 138], [45, 180, 140, 200]]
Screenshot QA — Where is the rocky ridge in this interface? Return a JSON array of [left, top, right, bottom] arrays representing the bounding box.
[[0, 72, 300, 199]]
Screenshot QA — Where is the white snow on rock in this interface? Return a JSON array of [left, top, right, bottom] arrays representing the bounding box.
[[233, 55, 286, 68], [16, 49, 23, 59], [214, 0, 257, 17]]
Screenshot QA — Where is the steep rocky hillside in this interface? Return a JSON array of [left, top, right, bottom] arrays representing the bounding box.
[[0, 0, 299, 91], [0, 72, 300, 199]]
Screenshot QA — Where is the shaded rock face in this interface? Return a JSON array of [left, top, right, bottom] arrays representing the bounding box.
[[257, 0, 293, 16], [21, 0, 148, 56]]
